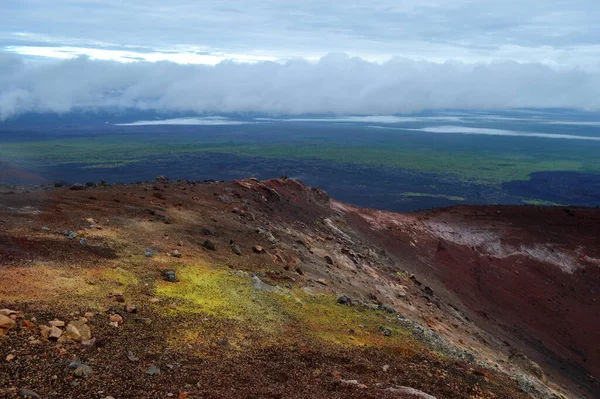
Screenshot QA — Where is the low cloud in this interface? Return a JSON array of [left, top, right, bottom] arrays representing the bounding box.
[[1, 51, 600, 121]]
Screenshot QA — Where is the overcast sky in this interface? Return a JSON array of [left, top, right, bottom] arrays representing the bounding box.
[[1, 0, 599, 118]]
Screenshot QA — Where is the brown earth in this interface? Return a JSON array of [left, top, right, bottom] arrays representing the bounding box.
[[0, 178, 597, 398]]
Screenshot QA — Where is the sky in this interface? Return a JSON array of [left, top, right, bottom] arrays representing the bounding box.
[[1, 0, 599, 119]]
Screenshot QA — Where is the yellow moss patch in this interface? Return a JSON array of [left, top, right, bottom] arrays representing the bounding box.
[[280, 291, 417, 351], [155, 264, 285, 333]]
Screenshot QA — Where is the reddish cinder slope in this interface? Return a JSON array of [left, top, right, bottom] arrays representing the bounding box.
[[338, 203, 600, 397]]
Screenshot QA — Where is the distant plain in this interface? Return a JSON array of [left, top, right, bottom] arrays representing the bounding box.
[[1, 109, 599, 212]]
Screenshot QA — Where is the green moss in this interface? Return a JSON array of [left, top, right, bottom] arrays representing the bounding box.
[[523, 199, 564, 206], [402, 192, 466, 201], [280, 291, 415, 349], [156, 265, 283, 324]]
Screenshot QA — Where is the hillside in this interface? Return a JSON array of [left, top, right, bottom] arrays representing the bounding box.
[[0, 178, 597, 398]]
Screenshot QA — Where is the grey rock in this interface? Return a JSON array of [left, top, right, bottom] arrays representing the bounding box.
[[337, 295, 354, 306], [230, 243, 241, 256], [202, 239, 216, 250], [146, 365, 160, 375], [252, 276, 275, 292], [384, 386, 436, 399], [69, 183, 85, 191], [162, 270, 177, 282], [378, 304, 397, 313], [127, 351, 140, 362], [69, 362, 93, 378], [19, 389, 41, 399], [379, 326, 392, 337]]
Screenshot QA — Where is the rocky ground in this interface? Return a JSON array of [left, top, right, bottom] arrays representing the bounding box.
[[0, 177, 596, 398]]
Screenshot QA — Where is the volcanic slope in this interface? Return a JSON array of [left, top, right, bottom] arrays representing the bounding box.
[[0, 177, 595, 398]]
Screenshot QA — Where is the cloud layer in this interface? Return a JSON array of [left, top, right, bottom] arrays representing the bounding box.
[[1, 51, 600, 120]]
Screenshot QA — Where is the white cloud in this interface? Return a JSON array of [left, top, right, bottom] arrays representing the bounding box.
[[400, 125, 600, 140], [115, 117, 251, 126], [1, 51, 600, 120]]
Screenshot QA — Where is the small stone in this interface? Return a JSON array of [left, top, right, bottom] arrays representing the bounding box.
[[67, 231, 77, 239], [84, 312, 95, 318], [230, 243, 242, 256], [202, 240, 216, 250], [148, 297, 160, 303], [109, 321, 119, 328], [337, 296, 353, 306], [379, 326, 392, 337], [0, 314, 17, 335], [22, 320, 36, 329], [384, 387, 437, 399], [6, 353, 15, 361], [252, 245, 265, 254], [171, 249, 182, 258], [324, 255, 334, 265], [163, 270, 177, 282], [382, 364, 390, 372], [65, 320, 92, 342], [49, 326, 63, 340], [125, 304, 137, 313], [79, 238, 87, 246], [72, 364, 93, 378], [316, 278, 328, 286], [378, 305, 397, 313], [146, 365, 160, 375], [145, 250, 153, 257], [48, 319, 65, 327], [109, 314, 123, 325], [19, 389, 41, 399], [127, 351, 140, 362]]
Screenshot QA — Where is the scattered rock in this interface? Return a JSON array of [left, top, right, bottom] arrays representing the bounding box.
[[252, 276, 275, 292], [340, 380, 368, 389], [48, 319, 65, 327], [337, 296, 354, 306], [109, 314, 123, 325], [170, 249, 182, 258], [125, 304, 137, 313], [162, 269, 177, 282], [69, 183, 85, 191], [510, 351, 546, 381], [79, 237, 87, 246], [18, 389, 41, 399], [49, 326, 63, 340], [127, 351, 140, 362], [22, 320, 36, 329], [67, 231, 77, 239], [202, 239, 216, 250], [63, 320, 91, 342], [0, 314, 16, 335], [70, 362, 93, 378], [379, 326, 392, 337], [378, 304, 397, 313], [84, 312, 95, 318], [6, 353, 15, 361], [382, 364, 390, 372], [252, 245, 265, 254], [383, 386, 436, 399], [146, 365, 160, 375], [324, 255, 334, 265], [230, 242, 242, 256]]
